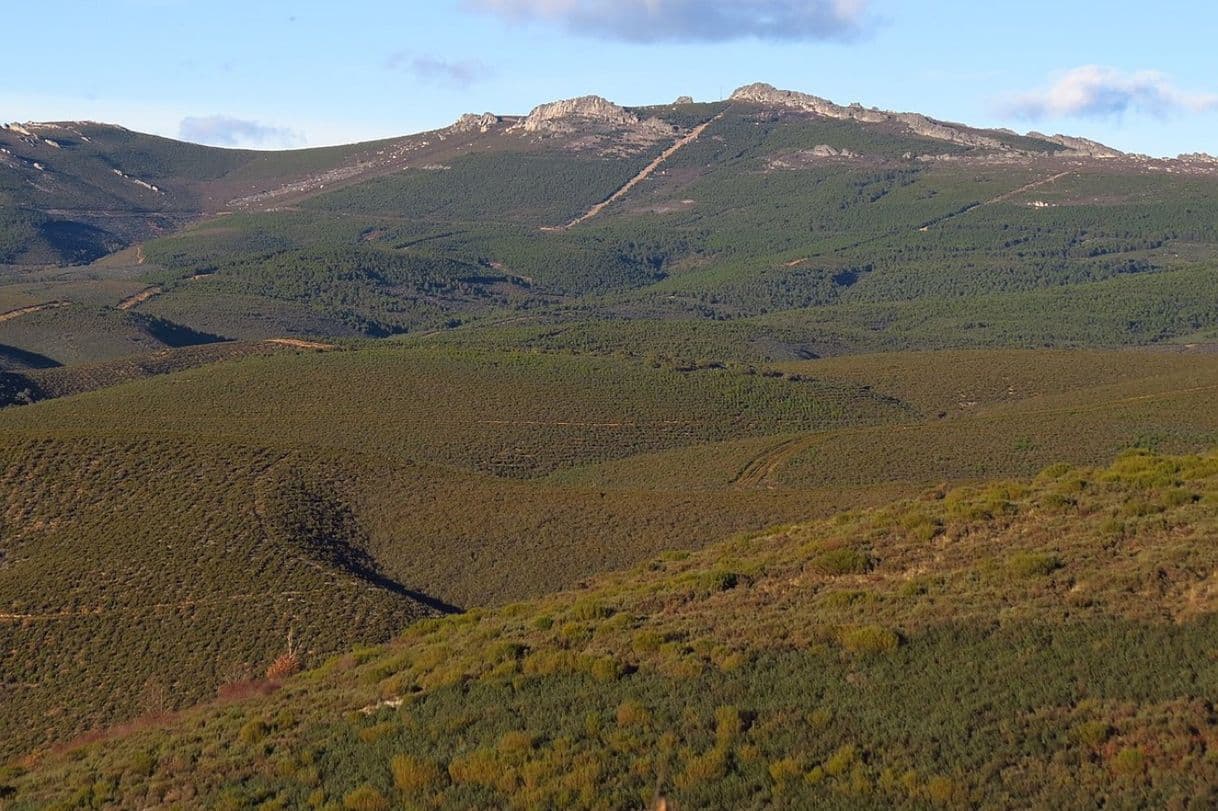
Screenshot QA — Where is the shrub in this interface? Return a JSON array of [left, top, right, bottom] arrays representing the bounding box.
[[1041, 492, 1077, 512], [1038, 462, 1075, 481], [342, 785, 389, 811], [1103, 451, 1180, 489], [812, 548, 872, 576], [769, 756, 803, 783], [570, 600, 613, 621], [615, 699, 652, 728], [1112, 747, 1145, 776], [945, 484, 1022, 522], [265, 651, 301, 681], [391, 754, 443, 794], [823, 743, 857, 777], [678, 749, 727, 787], [840, 625, 900, 654], [714, 706, 742, 747], [1073, 721, 1112, 747], [588, 656, 621, 682], [632, 630, 665, 654], [238, 719, 270, 745], [559, 623, 592, 644], [1007, 551, 1063, 578], [448, 749, 502, 787], [925, 775, 959, 805], [698, 570, 740, 592], [899, 508, 943, 541], [498, 730, 537, 755], [806, 708, 833, 730], [1161, 487, 1198, 508]]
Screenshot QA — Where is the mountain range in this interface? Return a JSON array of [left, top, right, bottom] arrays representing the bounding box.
[[2, 84, 1218, 809]]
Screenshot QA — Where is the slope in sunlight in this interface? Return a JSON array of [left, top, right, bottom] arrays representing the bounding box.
[[6, 448, 1218, 808]]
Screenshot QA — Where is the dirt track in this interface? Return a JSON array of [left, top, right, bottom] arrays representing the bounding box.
[[920, 170, 1072, 232], [732, 436, 810, 488], [116, 286, 162, 311], [264, 338, 337, 351], [0, 301, 68, 323], [731, 381, 1218, 488], [557, 110, 728, 229]]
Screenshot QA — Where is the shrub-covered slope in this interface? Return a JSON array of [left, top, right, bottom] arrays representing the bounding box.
[[6, 449, 1218, 808], [0, 437, 441, 758]]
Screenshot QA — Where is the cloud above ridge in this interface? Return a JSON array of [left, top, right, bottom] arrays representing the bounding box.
[[179, 115, 302, 148], [385, 53, 493, 88], [1006, 66, 1218, 120], [465, 0, 873, 43]]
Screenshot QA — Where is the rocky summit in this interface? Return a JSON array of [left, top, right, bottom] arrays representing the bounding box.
[[515, 95, 673, 136]]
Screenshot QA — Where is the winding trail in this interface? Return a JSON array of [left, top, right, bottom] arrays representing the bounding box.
[[732, 380, 1218, 489], [732, 436, 809, 488], [0, 300, 68, 323], [554, 110, 728, 230]]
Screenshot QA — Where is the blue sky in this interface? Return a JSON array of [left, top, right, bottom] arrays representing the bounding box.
[[3, 0, 1216, 156]]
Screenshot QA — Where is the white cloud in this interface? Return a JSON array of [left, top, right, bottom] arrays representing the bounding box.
[[385, 53, 493, 88], [1007, 66, 1218, 120], [465, 0, 873, 42], [179, 116, 303, 148]]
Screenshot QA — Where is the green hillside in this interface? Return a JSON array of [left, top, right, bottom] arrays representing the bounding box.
[[7, 91, 1215, 359], [2, 342, 1218, 765], [0, 121, 401, 265], [6, 448, 1218, 809], [3, 83, 1218, 810]]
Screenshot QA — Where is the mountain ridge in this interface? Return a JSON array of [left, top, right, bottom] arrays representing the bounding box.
[[9, 83, 1217, 164], [0, 82, 1148, 160]]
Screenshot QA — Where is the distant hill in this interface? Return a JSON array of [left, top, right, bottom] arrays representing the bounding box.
[[2, 84, 1217, 357]]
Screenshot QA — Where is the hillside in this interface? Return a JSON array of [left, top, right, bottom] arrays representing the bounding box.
[[2, 342, 1218, 762], [5, 447, 1218, 808], [2, 80, 1218, 809], [3, 84, 1217, 364]]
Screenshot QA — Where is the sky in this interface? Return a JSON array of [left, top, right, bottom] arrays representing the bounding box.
[[3, 0, 1216, 157]]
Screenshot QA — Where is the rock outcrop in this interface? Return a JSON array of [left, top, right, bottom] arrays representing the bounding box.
[[807, 145, 857, 158], [732, 83, 886, 123], [767, 145, 860, 170], [1030, 132, 1124, 159], [673, 96, 695, 105], [730, 83, 1007, 150], [1178, 152, 1218, 165], [514, 95, 672, 136], [451, 113, 502, 134]]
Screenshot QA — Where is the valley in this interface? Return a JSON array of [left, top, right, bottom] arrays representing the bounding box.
[[2, 80, 1218, 808]]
